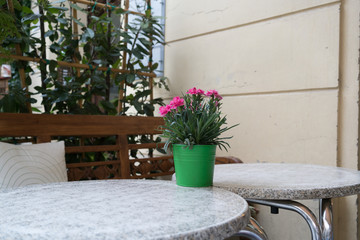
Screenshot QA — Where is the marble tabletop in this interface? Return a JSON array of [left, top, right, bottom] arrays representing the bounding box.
[[213, 163, 360, 200], [0, 179, 249, 240]]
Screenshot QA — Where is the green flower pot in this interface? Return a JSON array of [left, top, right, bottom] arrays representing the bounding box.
[[173, 144, 216, 187]]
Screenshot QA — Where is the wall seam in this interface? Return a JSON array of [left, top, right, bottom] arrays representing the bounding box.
[[166, 1, 341, 44], [220, 87, 339, 97], [337, 0, 360, 239], [160, 88, 339, 101]]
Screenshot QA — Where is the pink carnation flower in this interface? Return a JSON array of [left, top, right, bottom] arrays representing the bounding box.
[[186, 87, 197, 95], [159, 105, 172, 116], [196, 89, 205, 95], [170, 96, 184, 108], [206, 89, 223, 100], [205, 89, 218, 96], [186, 87, 205, 95]]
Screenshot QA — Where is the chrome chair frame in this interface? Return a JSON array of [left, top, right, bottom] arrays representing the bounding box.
[[235, 198, 333, 240]]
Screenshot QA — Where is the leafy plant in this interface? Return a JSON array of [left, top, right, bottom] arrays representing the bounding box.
[[0, 0, 168, 165], [160, 87, 238, 151], [0, 0, 168, 116], [0, 0, 21, 62]]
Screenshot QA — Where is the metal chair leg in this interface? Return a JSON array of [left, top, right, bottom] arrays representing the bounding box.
[[319, 198, 333, 240], [247, 199, 322, 240], [233, 217, 269, 240]]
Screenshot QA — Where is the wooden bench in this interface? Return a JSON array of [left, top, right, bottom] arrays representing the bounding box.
[[0, 113, 242, 181]]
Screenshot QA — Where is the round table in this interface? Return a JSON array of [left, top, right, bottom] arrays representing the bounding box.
[[0, 179, 249, 240], [213, 163, 360, 240]]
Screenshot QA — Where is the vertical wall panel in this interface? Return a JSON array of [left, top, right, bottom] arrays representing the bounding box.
[[166, 0, 339, 42], [160, 0, 359, 239], [220, 90, 338, 166], [163, 5, 339, 97]]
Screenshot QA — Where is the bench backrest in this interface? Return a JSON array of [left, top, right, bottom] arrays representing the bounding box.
[[0, 113, 173, 180]]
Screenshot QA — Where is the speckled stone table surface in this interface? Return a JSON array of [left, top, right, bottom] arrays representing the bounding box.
[[0, 179, 249, 240], [213, 163, 360, 200]]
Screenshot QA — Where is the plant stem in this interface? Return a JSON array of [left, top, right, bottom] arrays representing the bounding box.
[[38, 2, 49, 112], [6, 0, 32, 113], [105, 2, 111, 103]]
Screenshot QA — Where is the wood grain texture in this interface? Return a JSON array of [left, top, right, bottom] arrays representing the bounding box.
[[0, 113, 241, 181], [0, 113, 164, 136]]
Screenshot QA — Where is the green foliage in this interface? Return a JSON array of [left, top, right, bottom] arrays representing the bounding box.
[[0, 0, 168, 167], [0, 0, 168, 116], [0, 0, 20, 64], [0, 77, 36, 112], [0, 63, 37, 112], [0, 9, 19, 41], [160, 88, 238, 152]]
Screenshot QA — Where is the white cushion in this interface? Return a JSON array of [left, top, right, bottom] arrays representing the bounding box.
[[0, 141, 68, 190]]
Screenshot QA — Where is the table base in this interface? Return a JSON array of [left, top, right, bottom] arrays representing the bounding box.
[[237, 199, 333, 240], [234, 217, 269, 240], [319, 199, 333, 240]]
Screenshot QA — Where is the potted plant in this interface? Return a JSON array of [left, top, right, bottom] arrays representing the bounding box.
[[160, 87, 238, 187]]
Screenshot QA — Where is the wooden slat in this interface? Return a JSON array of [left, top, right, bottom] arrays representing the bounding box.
[[118, 135, 130, 178], [66, 145, 120, 153], [130, 171, 175, 179], [0, 54, 156, 78], [215, 156, 243, 164], [36, 135, 52, 143], [129, 156, 173, 163], [0, 113, 164, 136], [67, 160, 121, 168], [128, 142, 165, 150]]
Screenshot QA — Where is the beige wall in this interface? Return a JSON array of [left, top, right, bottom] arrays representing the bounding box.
[[159, 0, 360, 239]]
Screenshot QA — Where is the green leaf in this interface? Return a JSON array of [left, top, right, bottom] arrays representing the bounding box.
[[86, 28, 95, 38], [131, 48, 143, 59], [143, 104, 154, 116], [114, 8, 126, 14], [31, 107, 42, 113], [135, 44, 149, 55], [150, 62, 158, 71], [49, 60, 58, 73], [54, 92, 69, 103], [57, 18, 67, 24], [72, 17, 85, 28], [49, 6, 68, 11], [47, 6, 68, 14], [22, 6, 33, 14], [139, 38, 151, 47], [99, 100, 117, 114], [69, 3, 84, 12], [44, 30, 55, 38], [21, 14, 41, 24], [126, 74, 135, 84], [90, 16, 100, 21]]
